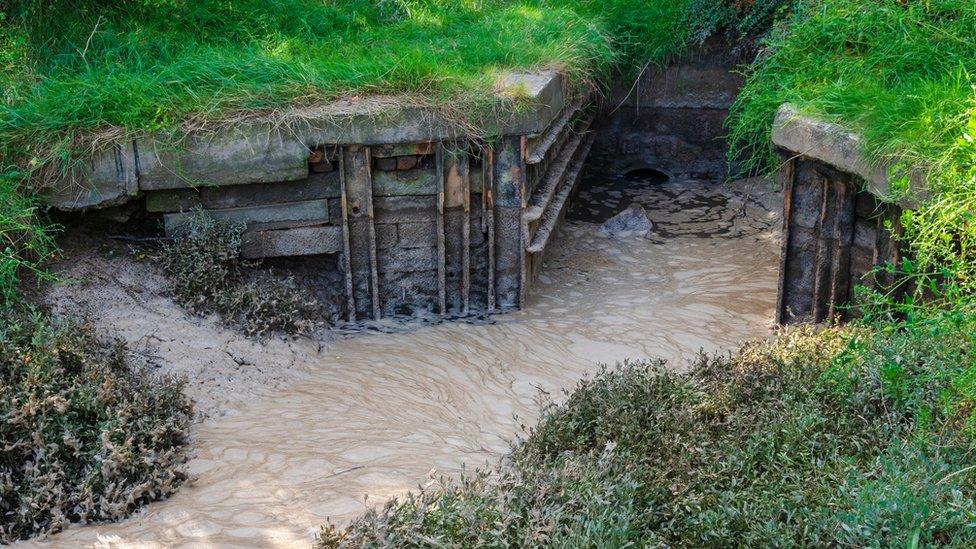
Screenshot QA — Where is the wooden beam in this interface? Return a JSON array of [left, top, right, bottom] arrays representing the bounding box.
[[364, 147, 381, 320], [775, 156, 795, 325], [436, 142, 447, 314], [339, 151, 356, 321], [485, 149, 496, 312]]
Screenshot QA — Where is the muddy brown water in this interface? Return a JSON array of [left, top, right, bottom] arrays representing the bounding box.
[[23, 176, 782, 548]]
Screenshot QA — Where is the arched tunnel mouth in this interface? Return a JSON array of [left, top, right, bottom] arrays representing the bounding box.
[[624, 167, 670, 184]]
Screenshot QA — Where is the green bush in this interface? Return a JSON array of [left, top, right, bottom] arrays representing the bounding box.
[[0, 310, 192, 543], [161, 211, 320, 337], [320, 320, 976, 547]]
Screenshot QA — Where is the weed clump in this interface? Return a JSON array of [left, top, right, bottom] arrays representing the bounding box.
[[319, 319, 976, 547], [0, 311, 192, 543], [161, 212, 319, 337]]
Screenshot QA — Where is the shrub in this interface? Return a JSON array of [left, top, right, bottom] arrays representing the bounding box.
[[0, 310, 192, 543], [160, 211, 320, 337], [319, 321, 976, 547]]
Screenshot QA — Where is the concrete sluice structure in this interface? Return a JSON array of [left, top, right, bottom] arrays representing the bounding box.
[[49, 41, 918, 328], [50, 71, 594, 320], [771, 104, 917, 324]]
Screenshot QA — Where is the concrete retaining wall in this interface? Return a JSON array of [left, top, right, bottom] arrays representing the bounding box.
[[53, 71, 594, 320], [587, 38, 744, 180], [772, 104, 915, 324]]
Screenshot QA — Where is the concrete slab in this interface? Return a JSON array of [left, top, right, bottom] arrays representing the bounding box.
[[771, 104, 926, 208]]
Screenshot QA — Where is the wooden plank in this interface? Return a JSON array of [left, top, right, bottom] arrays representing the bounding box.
[[364, 147, 381, 320], [436, 143, 447, 314], [241, 224, 342, 259], [525, 134, 595, 253], [775, 156, 795, 325], [810, 172, 833, 323], [339, 151, 356, 321], [485, 150, 496, 312], [163, 199, 329, 235], [526, 98, 585, 164], [147, 173, 342, 213]]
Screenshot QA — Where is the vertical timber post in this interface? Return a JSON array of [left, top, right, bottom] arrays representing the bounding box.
[[435, 142, 447, 314], [484, 149, 496, 312], [493, 136, 526, 309], [462, 150, 472, 315], [443, 144, 470, 314], [364, 147, 381, 320], [810, 173, 833, 323], [339, 149, 356, 321], [775, 156, 795, 325], [342, 145, 380, 320], [826, 180, 856, 320]]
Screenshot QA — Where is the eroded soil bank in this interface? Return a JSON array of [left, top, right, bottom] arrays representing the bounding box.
[[23, 176, 781, 548]]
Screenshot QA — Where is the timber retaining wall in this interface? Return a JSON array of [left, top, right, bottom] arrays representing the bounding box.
[[48, 71, 595, 320]]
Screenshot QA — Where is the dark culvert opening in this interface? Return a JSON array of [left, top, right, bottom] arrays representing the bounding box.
[[624, 168, 670, 184]]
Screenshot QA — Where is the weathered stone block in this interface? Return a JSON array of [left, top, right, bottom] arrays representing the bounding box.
[[378, 246, 437, 273], [137, 124, 310, 190], [48, 142, 138, 210], [373, 196, 437, 223], [396, 222, 437, 248], [241, 224, 342, 259]]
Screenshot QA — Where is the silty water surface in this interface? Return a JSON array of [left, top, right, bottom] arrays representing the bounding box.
[[24, 174, 782, 548]]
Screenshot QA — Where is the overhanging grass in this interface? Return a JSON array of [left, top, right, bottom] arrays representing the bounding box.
[[0, 0, 694, 170], [727, 0, 976, 305]]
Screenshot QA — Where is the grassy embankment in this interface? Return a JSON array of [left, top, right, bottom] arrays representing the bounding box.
[[321, 0, 976, 546]]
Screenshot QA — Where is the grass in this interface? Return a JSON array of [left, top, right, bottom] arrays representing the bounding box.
[[727, 0, 976, 305], [0, 0, 689, 176], [319, 320, 976, 547]]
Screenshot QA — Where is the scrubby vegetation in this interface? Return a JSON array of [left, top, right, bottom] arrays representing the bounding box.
[[320, 319, 976, 547], [0, 312, 192, 543], [161, 212, 320, 337]]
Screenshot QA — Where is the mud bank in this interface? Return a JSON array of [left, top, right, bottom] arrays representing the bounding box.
[[23, 176, 782, 548]]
